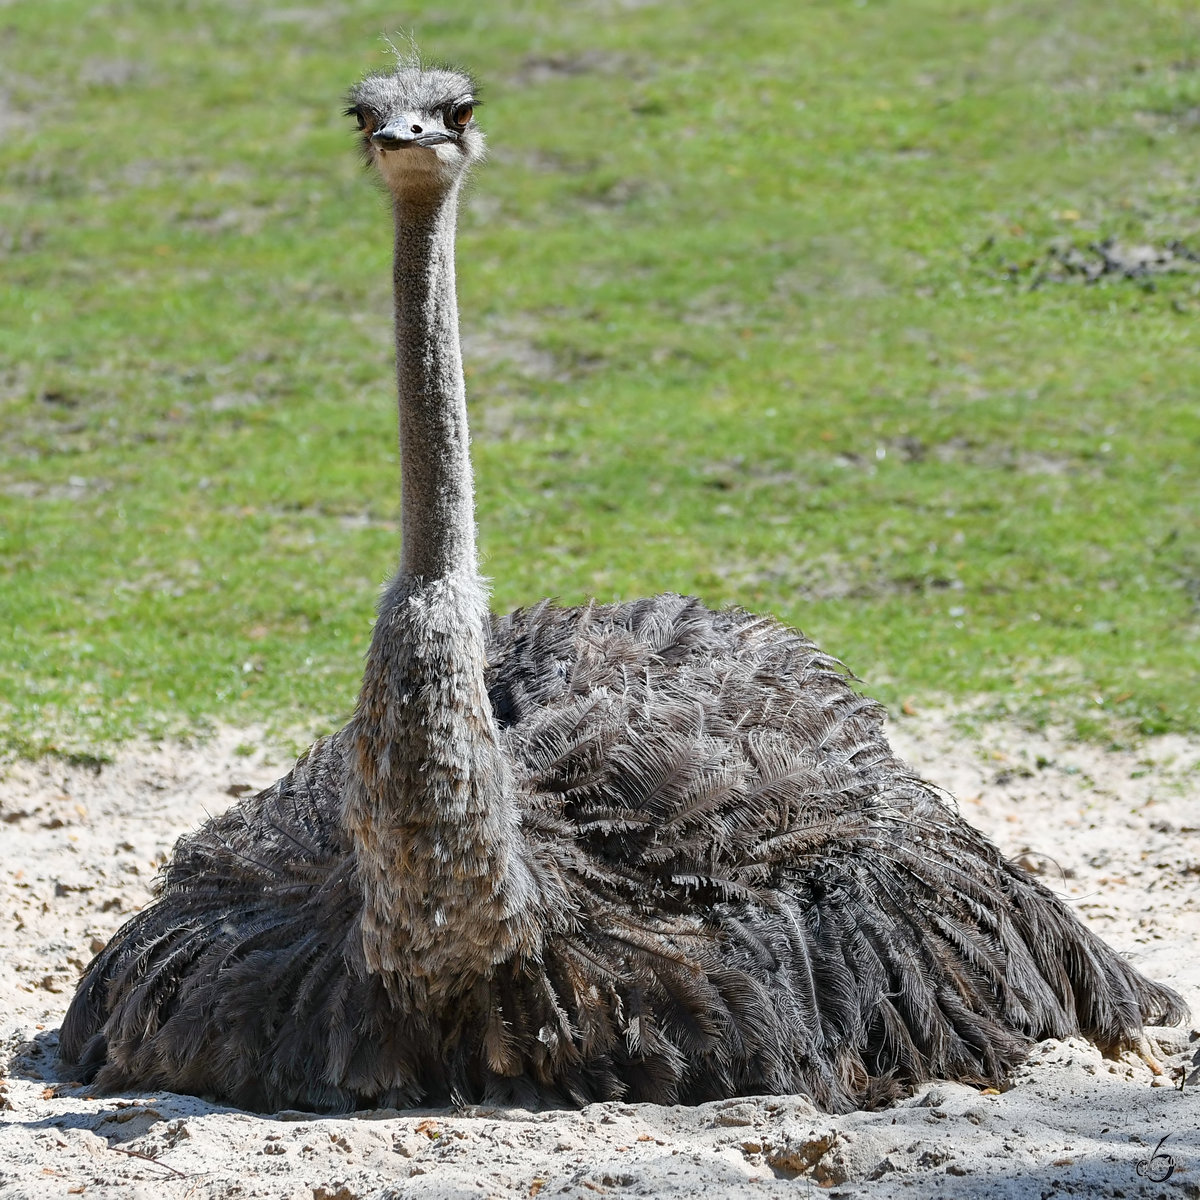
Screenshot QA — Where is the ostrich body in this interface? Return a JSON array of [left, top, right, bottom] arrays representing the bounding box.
[[60, 63, 1183, 1114]]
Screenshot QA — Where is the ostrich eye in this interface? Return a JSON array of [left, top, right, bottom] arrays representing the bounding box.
[[448, 103, 473, 129], [349, 106, 370, 132]]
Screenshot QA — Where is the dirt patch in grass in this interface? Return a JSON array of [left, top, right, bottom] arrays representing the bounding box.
[[505, 50, 637, 89], [992, 236, 1200, 290]]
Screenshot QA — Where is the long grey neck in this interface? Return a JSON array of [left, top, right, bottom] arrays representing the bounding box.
[[343, 185, 551, 999], [391, 192, 476, 578]]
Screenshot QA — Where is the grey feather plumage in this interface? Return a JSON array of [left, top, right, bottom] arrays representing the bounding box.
[[60, 595, 1184, 1112], [60, 61, 1185, 1115]]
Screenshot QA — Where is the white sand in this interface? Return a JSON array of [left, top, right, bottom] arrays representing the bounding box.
[[1, 712, 1198, 1199]]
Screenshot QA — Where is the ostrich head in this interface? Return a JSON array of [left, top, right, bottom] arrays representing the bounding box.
[[348, 63, 484, 202]]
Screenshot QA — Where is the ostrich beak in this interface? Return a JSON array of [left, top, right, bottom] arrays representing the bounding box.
[[371, 124, 419, 151]]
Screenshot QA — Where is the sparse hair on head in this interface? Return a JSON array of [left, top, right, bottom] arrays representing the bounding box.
[[380, 30, 422, 71]]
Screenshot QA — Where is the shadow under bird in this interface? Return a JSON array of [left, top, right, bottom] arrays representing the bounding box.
[[60, 59, 1185, 1115]]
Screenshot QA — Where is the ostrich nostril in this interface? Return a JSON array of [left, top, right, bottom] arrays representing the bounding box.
[[411, 124, 423, 134]]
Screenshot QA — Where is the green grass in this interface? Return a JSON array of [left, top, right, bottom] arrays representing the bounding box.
[[2, 0, 1198, 757]]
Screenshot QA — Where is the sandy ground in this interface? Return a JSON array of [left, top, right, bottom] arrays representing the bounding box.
[[1, 711, 1198, 1200]]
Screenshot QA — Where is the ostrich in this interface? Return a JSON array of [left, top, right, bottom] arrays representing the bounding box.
[[61, 60, 1183, 1115]]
